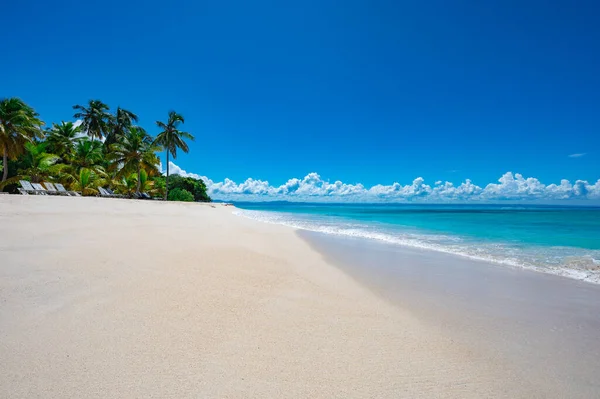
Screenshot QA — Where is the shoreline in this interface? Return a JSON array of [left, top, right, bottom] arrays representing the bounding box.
[[0, 195, 589, 398], [233, 207, 600, 284], [298, 230, 600, 398]]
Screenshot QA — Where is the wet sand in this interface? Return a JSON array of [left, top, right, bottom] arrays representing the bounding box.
[[300, 230, 600, 398]]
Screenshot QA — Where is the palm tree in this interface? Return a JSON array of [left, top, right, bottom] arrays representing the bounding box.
[[114, 169, 158, 197], [18, 142, 65, 183], [0, 142, 65, 189], [71, 138, 104, 174], [66, 167, 107, 196], [0, 98, 44, 182], [105, 107, 139, 147], [154, 111, 194, 200], [137, 169, 158, 196], [109, 127, 160, 192], [45, 121, 82, 160], [72, 100, 111, 140]]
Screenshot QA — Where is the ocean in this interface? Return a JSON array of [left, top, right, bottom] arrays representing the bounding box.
[[233, 202, 600, 284]]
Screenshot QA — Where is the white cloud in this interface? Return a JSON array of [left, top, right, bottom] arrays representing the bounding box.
[[160, 161, 205, 180], [481, 172, 546, 200], [568, 153, 586, 158], [161, 162, 600, 202], [368, 177, 432, 199]]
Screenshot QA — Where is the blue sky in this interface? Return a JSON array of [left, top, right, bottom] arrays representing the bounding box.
[[2, 0, 599, 200]]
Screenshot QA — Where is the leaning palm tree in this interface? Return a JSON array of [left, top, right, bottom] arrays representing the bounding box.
[[0, 98, 44, 182], [45, 121, 82, 160], [109, 127, 160, 192], [72, 100, 112, 140], [105, 107, 138, 147], [154, 111, 194, 200]]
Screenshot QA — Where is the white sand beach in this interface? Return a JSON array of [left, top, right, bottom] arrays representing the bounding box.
[[0, 196, 574, 398]]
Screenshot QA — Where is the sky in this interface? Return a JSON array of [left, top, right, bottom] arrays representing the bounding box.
[[2, 0, 599, 201]]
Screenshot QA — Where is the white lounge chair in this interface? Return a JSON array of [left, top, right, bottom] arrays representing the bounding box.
[[31, 183, 51, 195], [20, 180, 41, 195], [55, 183, 81, 197], [98, 187, 114, 198], [106, 188, 125, 198], [43, 182, 64, 195]]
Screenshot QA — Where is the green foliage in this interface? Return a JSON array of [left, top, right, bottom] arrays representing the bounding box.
[[108, 127, 160, 192], [114, 169, 160, 197], [105, 107, 138, 147], [72, 100, 111, 140], [67, 167, 107, 196], [2, 98, 209, 200], [163, 174, 211, 202], [168, 187, 194, 202], [152, 176, 166, 197], [72, 138, 104, 173], [154, 111, 194, 159], [45, 121, 81, 159], [18, 142, 65, 183], [0, 97, 44, 181], [154, 111, 195, 199]]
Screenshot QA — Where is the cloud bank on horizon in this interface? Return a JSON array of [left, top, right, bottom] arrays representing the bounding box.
[[163, 162, 600, 202]]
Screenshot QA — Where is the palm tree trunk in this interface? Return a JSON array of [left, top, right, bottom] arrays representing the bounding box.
[[2, 148, 8, 182], [165, 151, 169, 200]]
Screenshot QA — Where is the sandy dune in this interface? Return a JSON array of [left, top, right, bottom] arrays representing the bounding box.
[[1, 196, 549, 398]]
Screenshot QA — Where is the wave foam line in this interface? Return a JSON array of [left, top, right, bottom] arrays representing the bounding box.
[[234, 209, 600, 284]]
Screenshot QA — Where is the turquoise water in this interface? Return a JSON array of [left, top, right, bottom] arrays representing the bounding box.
[[233, 203, 600, 283]]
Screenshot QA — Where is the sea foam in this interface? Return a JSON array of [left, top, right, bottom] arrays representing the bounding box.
[[234, 209, 600, 284]]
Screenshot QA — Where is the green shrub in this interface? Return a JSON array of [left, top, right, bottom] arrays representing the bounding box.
[[154, 174, 211, 202], [168, 188, 194, 202], [168, 174, 211, 202]]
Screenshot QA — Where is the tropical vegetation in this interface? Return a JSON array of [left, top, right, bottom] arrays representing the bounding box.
[[163, 174, 211, 202], [1, 98, 44, 182], [0, 97, 210, 202], [154, 111, 194, 200], [167, 187, 195, 202]]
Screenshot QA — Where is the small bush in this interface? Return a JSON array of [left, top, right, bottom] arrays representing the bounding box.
[[168, 188, 194, 202], [164, 174, 211, 202]]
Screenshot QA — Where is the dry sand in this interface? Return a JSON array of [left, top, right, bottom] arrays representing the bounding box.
[[0, 195, 554, 398]]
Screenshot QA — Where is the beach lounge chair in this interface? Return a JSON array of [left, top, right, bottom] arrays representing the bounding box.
[[31, 183, 53, 195], [55, 183, 81, 197], [98, 187, 118, 198], [19, 181, 33, 192], [98, 187, 111, 197], [132, 192, 150, 200], [43, 182, 64, 195], [19, 180, 39, 195], [106, 188, 125, 198]]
